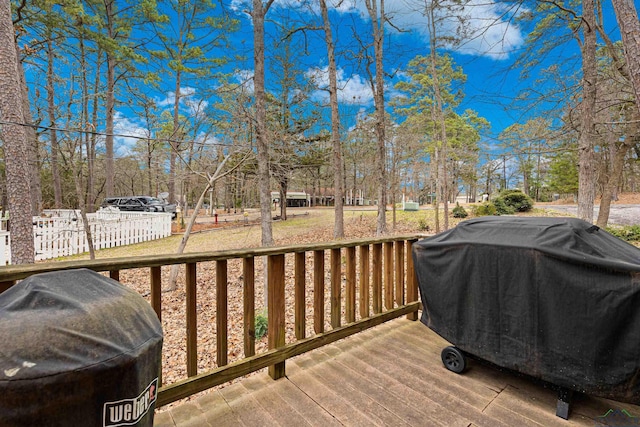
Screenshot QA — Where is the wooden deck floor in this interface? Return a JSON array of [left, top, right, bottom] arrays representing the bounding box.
[[154, 318, 640, 426]]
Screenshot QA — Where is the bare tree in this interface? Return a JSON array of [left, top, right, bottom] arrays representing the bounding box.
[[0, 0, 34, 263], [252, 0, 276, 246], [166, 151, 248, 291], [576, 0, 598, 222], [319, 0, 344, 238], [364, 0, 387, 235]]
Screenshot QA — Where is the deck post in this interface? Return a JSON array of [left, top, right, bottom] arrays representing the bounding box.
[[268, 254, 286, 379]]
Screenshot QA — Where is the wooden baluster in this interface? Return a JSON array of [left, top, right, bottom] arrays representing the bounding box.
[[313, 250, 324, 334], [186, 263, 197, 377], [150, 265, 163, 386], [149, 266, 162, 321], [330, 248, 341, 328], [384, 242, 394, 310], [217, 260, 228, 367], [359, 245, 370, 319], [109, 270, 120, 281], [406, 240, 419, 321], [268, 254, 286, 379], [372, 243, 382, 314], [345, 246, 356, 323], [395, 241, 405, 306], [295, 251, 306, 340], [243, 257, 256, 357], [0, 281, 14, 293]]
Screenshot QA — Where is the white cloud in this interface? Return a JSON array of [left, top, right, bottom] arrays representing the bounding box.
[[113, 112, 150, 156], [234, 69, 255, 94], [306, 66, 374, 105], [156, 86, 197, 108], [156, 86, 210, 117], [325, 0, 525, 60]]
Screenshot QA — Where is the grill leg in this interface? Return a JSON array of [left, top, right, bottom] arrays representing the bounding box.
[[556, 387, 573, 419]]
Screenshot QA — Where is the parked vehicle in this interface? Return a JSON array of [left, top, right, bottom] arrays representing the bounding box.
[[101, 196, 176, 219]]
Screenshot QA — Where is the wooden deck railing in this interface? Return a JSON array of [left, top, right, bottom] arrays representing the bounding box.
[[0, 235, 421, 407]]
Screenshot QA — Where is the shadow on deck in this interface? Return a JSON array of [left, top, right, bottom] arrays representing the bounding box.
[[154, 318, 639, 426]]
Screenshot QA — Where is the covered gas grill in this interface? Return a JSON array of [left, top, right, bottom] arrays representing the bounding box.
[[413, 217, 640, 419], [0, 269, 163, 427]]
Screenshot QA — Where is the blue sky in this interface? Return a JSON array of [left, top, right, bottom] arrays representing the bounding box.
[[112, 0, 620, 161]]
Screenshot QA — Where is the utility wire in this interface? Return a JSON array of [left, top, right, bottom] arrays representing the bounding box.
[[0, 119, 249, 149]]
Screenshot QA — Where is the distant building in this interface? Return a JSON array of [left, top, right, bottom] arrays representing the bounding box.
[[271, 191, 310, 208]]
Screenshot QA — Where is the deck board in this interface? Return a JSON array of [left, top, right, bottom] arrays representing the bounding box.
[[154, 318, 640, 426]]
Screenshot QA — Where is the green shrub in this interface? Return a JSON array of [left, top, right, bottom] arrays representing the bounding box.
[[473, 202, 497, 216], [606, 225, 640, 242], [492, 197, 515, 215], [493, 189, 534, 214], [255, 310, 268, 339], [452, 203, 468, 218], [417, 217, 429, 231]]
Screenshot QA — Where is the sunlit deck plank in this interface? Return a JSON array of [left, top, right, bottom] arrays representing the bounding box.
[[155, 318, 640, 427]]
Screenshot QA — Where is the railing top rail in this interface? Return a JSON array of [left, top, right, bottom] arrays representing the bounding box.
[[0, 234, 424, 283]]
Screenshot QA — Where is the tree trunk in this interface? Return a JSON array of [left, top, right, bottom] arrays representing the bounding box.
[[16, 45, 41, 215], [596, 141, 628, 228], [252, 0, 274, 246], [104, 0, 115, 197], [79, 33, 92, 213], [433, 149, 440, 233], [89, 49, 102, 207], [576, 0, 598, 222], [365, 0, 387, 235], [167, 155, 235, 290], [320, 0, 344, 238], [611, 0, 640, 116], [46, 38, 63, 208], [427, 3, 449, 231], [169, 69, 182, 205], [0, 0, 34, 263]]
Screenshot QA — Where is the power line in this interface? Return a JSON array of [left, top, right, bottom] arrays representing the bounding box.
[[0, 119, 249, 149]]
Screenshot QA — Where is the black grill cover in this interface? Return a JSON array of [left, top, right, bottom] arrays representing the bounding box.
[[0, 269, 163, 427], [413, 217, 640, 403]]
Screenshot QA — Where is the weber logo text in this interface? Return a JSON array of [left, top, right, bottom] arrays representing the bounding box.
[[103, 378, 158, 427]]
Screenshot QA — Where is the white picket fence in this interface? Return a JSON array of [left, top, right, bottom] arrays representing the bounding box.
[[0, 209, 172, 265]]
